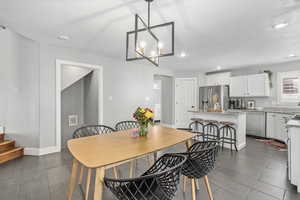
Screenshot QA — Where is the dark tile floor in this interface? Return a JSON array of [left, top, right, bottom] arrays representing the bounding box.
[[0, 137, 299, 200]]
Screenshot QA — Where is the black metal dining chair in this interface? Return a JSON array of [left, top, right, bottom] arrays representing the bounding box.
[[115, 120, 140, 131], [178, 140, 219, 200], [73, 125, 115, 138], [104, 153, 187, 200], [115, 121, 140, 178], [72, 125, 117, 199]]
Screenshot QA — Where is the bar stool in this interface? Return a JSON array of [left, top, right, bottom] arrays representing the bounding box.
[[219, 121, 238, 152], [203, 122, 220, 142], [189, 121, 204, 141]]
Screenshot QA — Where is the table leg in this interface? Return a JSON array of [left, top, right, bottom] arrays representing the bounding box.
[[113, 167, 119, 179], [186, 139, 193, 149], [129, 161, 135, 178], [85, 168, 92, 200], [67, 159, 79, 200], [94, 167, 105, 200], [78, 165, 84, 184]]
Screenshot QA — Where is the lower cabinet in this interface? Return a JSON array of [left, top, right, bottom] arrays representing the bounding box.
[[287, 123, 300, 193], [246, 112, 266, 137], [266, 112, 292, 143]]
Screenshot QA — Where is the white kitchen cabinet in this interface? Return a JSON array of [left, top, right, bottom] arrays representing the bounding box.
[[287, 119, 300, 193], [246, 112, 266, 137], [247, 74, 270, 97], [205, 72, 231, 86], [230, 76, 248, 97], [230, 73, 270, 97], [266, 112, 292, 143]]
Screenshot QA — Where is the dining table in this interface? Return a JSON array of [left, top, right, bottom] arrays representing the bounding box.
[[67, 125, 195, 200]]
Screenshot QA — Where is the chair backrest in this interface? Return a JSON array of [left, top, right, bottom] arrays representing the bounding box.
[[189, 121, 204, 132], [73, 125, 115, 139], [181, 140, 218, 179], [203, 123, 220, 141], [219, 125, 236, 136], [115, 121, 139, 131], [104, 153, 186, 200]]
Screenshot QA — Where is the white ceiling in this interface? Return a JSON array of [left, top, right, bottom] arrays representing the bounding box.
[[1, 0, 300, 72]]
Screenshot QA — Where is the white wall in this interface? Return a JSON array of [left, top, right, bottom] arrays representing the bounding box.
[[1, 28, 173, 150], [61, 79, 85, 148], [84, 71, 99, 125], [38, 43, 173, 148], [0, 29, 40, 148], [61, 64, 92, 91]]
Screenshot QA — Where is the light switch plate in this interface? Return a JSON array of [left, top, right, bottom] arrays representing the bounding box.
[[69, 115, 78, 127]]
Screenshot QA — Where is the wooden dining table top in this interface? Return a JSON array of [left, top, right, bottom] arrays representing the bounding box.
[[67, 125, 195, 168]]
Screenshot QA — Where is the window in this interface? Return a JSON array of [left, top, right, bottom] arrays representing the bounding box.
[[278, 71, 300, 104]]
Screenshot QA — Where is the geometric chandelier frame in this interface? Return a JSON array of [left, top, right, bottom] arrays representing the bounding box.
[[125, 0, 175, 67]]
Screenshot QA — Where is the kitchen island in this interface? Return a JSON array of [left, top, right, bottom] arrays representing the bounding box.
[[189, 110, 247, 150]]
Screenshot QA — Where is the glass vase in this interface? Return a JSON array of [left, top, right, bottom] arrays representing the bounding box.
[[139, 123, 149, 137]]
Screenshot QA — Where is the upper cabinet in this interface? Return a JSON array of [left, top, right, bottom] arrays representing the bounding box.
[[230, 76, 248, 97], [205, 72, 231, 86], [230, 73, 270, 97]]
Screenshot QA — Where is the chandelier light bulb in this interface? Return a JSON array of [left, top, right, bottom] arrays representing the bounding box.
[[139, 41, 147, 48], [158, 42, 164, 49]]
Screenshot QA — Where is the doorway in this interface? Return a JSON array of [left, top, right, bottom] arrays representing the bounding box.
[[56, 60, 103, 151], [153, 75, 174, 126], [175, 78, 197, 128]]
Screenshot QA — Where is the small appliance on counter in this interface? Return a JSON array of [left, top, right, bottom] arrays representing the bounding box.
[[199, 85, 229, 112], [229, 98, 245, 109], [247, 100, 256, 110]]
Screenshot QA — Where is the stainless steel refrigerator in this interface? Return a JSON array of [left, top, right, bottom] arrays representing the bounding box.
[[199, 85, 229, 112]]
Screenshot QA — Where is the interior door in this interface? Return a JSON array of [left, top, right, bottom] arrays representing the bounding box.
[[175, 78, 197, 128]]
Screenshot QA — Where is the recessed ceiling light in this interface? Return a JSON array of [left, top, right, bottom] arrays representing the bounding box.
[[217, 66, 222, 70], [179, 52, 186, 58], [287, 54, 297, 58], [58, 35, 70, 40], [273, 22, 288, 29]]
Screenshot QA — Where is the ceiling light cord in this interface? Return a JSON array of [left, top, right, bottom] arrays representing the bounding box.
[[148, 0, 151, 27]]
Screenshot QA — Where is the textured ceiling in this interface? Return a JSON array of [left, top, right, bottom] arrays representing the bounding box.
[[1, 0, 300, 72]]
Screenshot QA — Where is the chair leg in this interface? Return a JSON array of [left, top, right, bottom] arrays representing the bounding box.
[[183, 176, 188, 193], [204, 176, 214, 200], [191, 178, 197, 200], [196, 179, 200, 190], [113, 167, 119, 179]]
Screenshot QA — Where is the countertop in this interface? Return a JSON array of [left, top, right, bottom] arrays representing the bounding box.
[[189, 107, 300, 115], [287, 119, 300, 127], [188, 110, 246, 115]]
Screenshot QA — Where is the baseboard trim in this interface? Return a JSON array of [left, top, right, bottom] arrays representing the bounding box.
[[24, 146, 60, 156], [24, 148, 39, 156]]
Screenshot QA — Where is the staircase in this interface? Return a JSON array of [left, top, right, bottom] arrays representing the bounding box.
[[0, 133, 24, 164]]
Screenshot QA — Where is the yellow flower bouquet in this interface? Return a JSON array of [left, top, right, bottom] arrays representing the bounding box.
[[133, 107, 154, 136]]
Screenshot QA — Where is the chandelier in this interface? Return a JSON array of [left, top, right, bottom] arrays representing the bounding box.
[[126, 0, 175, 67]]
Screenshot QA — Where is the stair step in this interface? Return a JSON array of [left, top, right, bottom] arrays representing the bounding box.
[[0, 134, 4, 143], [0, 147, 24, 164], [0, 141, 15, 153]]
